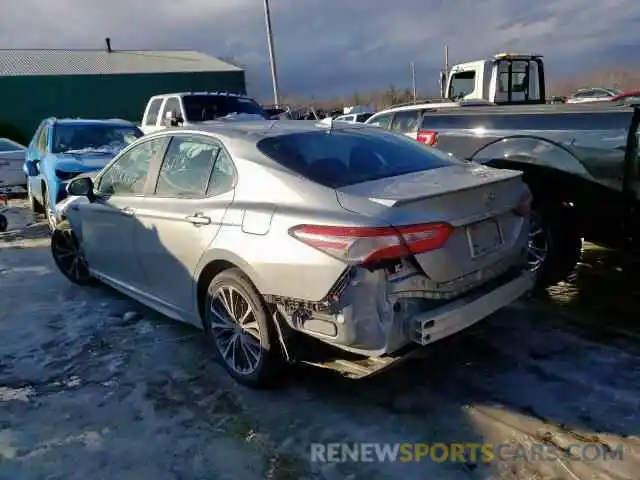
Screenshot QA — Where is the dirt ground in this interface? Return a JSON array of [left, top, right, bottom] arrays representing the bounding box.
[[1, 198, 640, 480]]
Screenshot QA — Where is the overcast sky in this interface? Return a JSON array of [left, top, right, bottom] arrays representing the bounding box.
[[2, 0, 640, 101]]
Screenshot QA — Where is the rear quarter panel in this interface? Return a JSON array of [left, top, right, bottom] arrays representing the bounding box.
[[195, 157, 362, 302]]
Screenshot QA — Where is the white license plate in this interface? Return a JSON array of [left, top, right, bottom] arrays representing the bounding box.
[[467, 219, 503, 257]]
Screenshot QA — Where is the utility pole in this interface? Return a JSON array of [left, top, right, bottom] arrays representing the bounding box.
[[410, 62, 417, 103], [263, 0, 280, 107], [444, 44, 449, 76]]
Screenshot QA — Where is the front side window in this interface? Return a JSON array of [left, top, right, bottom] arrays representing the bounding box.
[[449, 71, 475, 99], [366, 113, 393, 129], [37, 126, 49, 152], [52, 124, 143, 154], [96, 137, 167, 196], [155, 136, 220, 198], [145, 98, 163, 125], [257, 129, 461, 189]]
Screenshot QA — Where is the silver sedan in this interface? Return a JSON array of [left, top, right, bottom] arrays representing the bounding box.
[[52, 120, 535, 388]]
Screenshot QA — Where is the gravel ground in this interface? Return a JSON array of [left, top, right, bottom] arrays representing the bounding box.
[[1, 199, 640, 480]]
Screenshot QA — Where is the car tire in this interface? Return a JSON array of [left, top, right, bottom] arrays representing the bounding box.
[[204, 268, 283, 389], [0, 213, 7, 233], [27, 179, 44, 214], [51, 220, 96, 286], [41, 184, 56, 232], [529, 204, 582, 290]]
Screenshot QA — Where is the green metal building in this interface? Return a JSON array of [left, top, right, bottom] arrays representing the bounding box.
[[0, 43, 246, 140]]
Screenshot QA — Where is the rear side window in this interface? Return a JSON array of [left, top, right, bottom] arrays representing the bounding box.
[[256, 129, 460, 189], [390, 110, 421, 133]]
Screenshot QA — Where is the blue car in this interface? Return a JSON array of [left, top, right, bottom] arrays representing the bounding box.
[[24, 117, 143, 229]]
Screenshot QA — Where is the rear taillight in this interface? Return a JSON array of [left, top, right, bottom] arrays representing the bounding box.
[[514, 190, 533, 217], [416, 130, 437, 146], [289, 223, 453, 265]]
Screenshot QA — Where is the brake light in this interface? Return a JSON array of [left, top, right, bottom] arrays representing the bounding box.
[[416, 130, 437, 146], [289, 223, 453, 265], [514, 190, 533, 217]]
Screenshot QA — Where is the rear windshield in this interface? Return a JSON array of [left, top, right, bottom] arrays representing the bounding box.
[[183, 95, 268, 121], [256, 129, 461, 188]]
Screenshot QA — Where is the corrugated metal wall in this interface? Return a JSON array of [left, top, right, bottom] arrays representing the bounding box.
[[0, 70, 246, 138]]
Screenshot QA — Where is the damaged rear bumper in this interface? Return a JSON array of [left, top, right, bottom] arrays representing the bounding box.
[[278, 263, 534, 358], [410, 268, 534, 346]]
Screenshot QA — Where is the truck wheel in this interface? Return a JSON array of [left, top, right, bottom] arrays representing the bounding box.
[[203, 268, 284, 389], [529, 205, 582, 290]]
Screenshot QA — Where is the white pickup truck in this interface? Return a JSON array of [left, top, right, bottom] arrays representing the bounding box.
[[140, 91, 268, 135]]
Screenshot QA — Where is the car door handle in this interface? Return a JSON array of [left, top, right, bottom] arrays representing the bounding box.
[[186, 213, 211, 225], [120, 207, 135, 217]]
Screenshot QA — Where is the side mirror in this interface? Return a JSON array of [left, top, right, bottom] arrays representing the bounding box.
[[25, 160, 39, 177], [67, 176, 95, 202]]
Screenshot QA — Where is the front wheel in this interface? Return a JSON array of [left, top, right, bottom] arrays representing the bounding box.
[[204, 268, 283, 388], [528, 205, 582, 290], [27, 179, 44, 214], [51, 220, 95, 286], [41, 184, 57, 232]]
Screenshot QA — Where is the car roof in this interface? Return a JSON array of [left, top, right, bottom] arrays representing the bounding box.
[[148, 119, 376, 143], [150, 91, 255, 100], [48, 117, 137, 127]]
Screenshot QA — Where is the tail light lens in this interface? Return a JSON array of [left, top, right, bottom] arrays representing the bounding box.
[[514, 190, 533, 217], [416, 130, 437, 146], [289, 223, 453, 265]]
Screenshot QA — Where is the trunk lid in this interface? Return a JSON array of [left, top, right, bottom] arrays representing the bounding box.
[[336, 163, 527, 283]]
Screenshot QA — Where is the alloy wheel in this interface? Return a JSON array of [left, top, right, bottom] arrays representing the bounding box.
[[209, 285, 263, 375], [51, 228, 91, 283], [528, 212, 548, 272]]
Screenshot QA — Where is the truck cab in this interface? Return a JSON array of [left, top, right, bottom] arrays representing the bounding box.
[[140, 92, 268, 135], [442, 53, 546, 105]]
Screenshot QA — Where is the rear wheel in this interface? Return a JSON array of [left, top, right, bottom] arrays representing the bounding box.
[[51, 220, 95, 286], [0, 213, 7, 232], [529, 205, 582, 290], [204, 268, 283, 388]]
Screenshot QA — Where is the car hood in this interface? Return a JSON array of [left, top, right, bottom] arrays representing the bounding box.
[[54, 152, 116, 171]]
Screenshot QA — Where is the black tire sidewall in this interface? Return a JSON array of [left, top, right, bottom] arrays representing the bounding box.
[[204, 268, 281, 388], [531, 205, 582, 289], [51, 221, 94, 286]]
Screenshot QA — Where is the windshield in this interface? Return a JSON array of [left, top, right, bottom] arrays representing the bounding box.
[[52, 124, 143, 154], [256, 129, 461, 189], [182, 95, 268, 121], [0, 138, 25, 152], [448, 71, 475, 100]]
